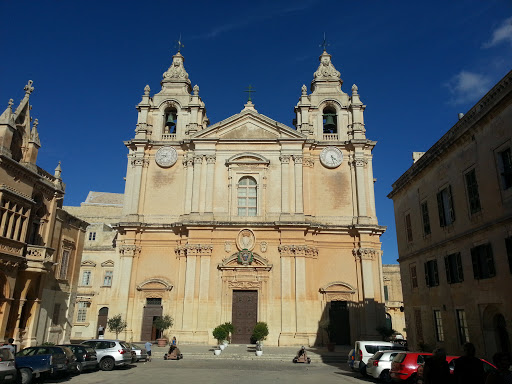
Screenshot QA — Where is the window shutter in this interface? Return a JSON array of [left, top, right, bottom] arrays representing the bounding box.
[[424, 263, 430, 287], [471, 248, 480, 279], [485, 244, 496, 277], [456, 253, 464, 282], [437, 192, 446, 227], [448, 185, 455, 223], [433, 261, 439, 286], [444, 256, 452, 284]]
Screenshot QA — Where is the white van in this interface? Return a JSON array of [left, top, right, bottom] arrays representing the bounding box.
[[353, 340, 407, 375]]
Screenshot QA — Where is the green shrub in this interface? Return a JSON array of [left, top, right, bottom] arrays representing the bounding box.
[[251, 322, 269, 343], [212, 325, 228, 344], [221, 322, 234, 334], [153, 315, 174, 338]]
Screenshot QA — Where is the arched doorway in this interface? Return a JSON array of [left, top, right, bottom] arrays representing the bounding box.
[[494, 314, 510, 354], [97, 307, 108, 338], [483, 305, 511, 355]]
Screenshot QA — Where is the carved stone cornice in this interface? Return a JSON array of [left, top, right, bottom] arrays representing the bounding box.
[[0, 258, 24, 272], [119, 244, 141, 257], [278, 244, 318, 258], [228, 280, 262, 289], [353, 158, 368, 167], [131, 157, 149, 167], [175, 243, 213, 258], [352, 247, 377, 260]]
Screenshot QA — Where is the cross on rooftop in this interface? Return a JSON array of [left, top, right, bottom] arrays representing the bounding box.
[[244, 85, 256, 102], [175, 34, 185, 53], [320, 32, 329, 52]]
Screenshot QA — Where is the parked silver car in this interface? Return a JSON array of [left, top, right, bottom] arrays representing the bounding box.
[[366, 350, 402, 383], [81, 339, 132, 371], [126, 343, 148, 362], [0, 349, 16, 383]]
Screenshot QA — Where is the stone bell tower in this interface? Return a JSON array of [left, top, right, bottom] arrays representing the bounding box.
[[294, 51, 366, 143]]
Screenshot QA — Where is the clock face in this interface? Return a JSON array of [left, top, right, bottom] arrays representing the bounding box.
[[320, 146, 343, 168], [155, 146, 178, 168]]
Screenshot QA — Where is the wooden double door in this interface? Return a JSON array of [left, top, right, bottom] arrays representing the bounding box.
[[231, 290, 258, 344]]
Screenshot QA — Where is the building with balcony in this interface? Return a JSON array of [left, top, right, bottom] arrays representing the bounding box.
[[0, 82, 87, 347], [388, 70, 512, 358]]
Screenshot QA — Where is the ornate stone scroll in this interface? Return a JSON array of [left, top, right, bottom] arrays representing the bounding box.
[[314, 52, 341, 80], [352, 247, 377, 260], [119, 244, 141, 257], [236, 229, 255, 251], [175, 244, 213, 258], [228, 280, 261, 290], [278, 245, 318, 258]]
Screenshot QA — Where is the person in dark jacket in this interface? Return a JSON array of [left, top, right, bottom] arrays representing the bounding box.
[[423, 348, 451, 384], [454, 343, 485, 384]]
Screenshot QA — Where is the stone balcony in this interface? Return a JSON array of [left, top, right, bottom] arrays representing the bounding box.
[[25, 245, 55, 273], [323, 134, 338, 141], [161, 133, 177, 141]]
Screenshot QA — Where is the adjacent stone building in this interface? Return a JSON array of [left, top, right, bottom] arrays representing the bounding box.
[[382, 264, 406, 339], [388, 70, 512, 358], [0, 82, 87, 347], [69, 49, 387, 346]]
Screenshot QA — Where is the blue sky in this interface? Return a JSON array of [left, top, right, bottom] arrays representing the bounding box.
[[1, 1, 511, 264]]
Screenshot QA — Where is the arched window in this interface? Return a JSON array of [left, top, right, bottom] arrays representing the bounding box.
[[164, 109, 177, 134], [323, 106, 337, 134], [237, 177, 257, 216]]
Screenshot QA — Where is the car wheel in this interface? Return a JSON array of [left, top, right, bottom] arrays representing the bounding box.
[[75, 362, 83, 374], [100, 357, 115, 371], [360, 362, 367, 376], [380, 369, 392, 383], [19, 368, 32, 384]]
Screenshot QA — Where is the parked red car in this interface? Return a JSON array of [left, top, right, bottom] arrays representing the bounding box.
[[390, 352, 433, 382]]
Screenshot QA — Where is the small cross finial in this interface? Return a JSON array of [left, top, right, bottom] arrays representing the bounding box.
[[8, 99, 13, 108], [244, 85, 256, 102], [24, 80, 34, 95], [33, 118, 39, 128], [320, 32, 329, 52], [175, 34, 185, 53]]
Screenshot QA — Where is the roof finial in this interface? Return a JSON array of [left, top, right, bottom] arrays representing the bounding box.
[[175, 34, 185, 53], [8, 99, 13, 108], [144, 84, 150, 96], [24, 80, 34, 95], [244, 85, 256, 103], [319, 32, 329, 52]]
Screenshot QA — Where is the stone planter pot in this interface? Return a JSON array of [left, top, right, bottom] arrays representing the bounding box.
[[157, 338, 168, 347], [255, 350, 263, 357], [214, 349, 221, 356], [219, 344, 226, 351], [222, 340, 229, 347]]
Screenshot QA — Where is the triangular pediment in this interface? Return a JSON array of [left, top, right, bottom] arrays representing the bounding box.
[[192, 109, 306, 140]]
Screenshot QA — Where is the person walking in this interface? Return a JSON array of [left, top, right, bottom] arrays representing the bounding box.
[[422, 348, 451, 384], [486, 352, 512, 384], [454, 342, 485, 384], [144, 341, 152, 362]]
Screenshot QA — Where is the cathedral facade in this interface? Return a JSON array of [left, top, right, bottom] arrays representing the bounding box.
[[71, 50, 386, 346]]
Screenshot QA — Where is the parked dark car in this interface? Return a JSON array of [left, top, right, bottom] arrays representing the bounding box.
[[15, 346, 75, 384], [58, 344, 99, 372]]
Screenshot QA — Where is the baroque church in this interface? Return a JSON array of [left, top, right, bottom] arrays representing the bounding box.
[[68, 48, 386, 346]]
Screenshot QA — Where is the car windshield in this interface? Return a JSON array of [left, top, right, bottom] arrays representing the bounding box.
[[119, 342, 130, 349], [17, 348, 38, 356], [131, 345, 141, 350]]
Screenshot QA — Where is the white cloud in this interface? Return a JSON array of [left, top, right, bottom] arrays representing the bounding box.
[[445, 71, 493, 105], [483, 16, 512, 48]]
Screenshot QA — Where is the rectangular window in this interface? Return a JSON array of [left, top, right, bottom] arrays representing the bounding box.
[[471, 243, 496, 280], [88, 232, 96, 241], [77, 302, 88, 322], [0, 199, 29, 242], [405, 214, 413, 242], [410, 265, 418, 288], [506, 237, 512, 274], [433, 310, 444, 342], [81, 270, 91, 286], [498, 147, 512, 190], [58, 250, 70, 280], [103, 270, 113, 286], [52, 303, 61, 326], [424, 259, 439, 287], [421, 201, 431, 236], [445, 252, 464, 284], [437, 186, 455, 227], [414, 309, 423, 343], [465, 169, 481, 214], [384, 286, 389, 301], [456, 309, 469, 344]]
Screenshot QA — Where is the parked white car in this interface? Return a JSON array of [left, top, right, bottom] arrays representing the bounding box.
[[353, 340, 407, 376], [366, 350, 402, 382]]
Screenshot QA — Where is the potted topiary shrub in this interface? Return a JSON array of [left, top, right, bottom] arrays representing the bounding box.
[[319, 319, 336, 352], [221, 322, 234, 345], [153, 315, 174, 347], [212, 325, 228, 353], [251, 322, 268, 356]]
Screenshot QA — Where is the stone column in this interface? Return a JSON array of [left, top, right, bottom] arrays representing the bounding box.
[[354, 248, 378, 338], [294, 156, 304, 214], [122, 147, 147, 217], [184, 157, 194, 214], [182, 253, 196, 330], [366, 155, 376, 219], [280, 155, 290, 214], [204, 155, 216, 213], [354, 158, 367, 218], [280, 256, 293, 333], [295, 253, 306, 332], [116, 244, 138, 335], [191, 155, 202, 213]]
